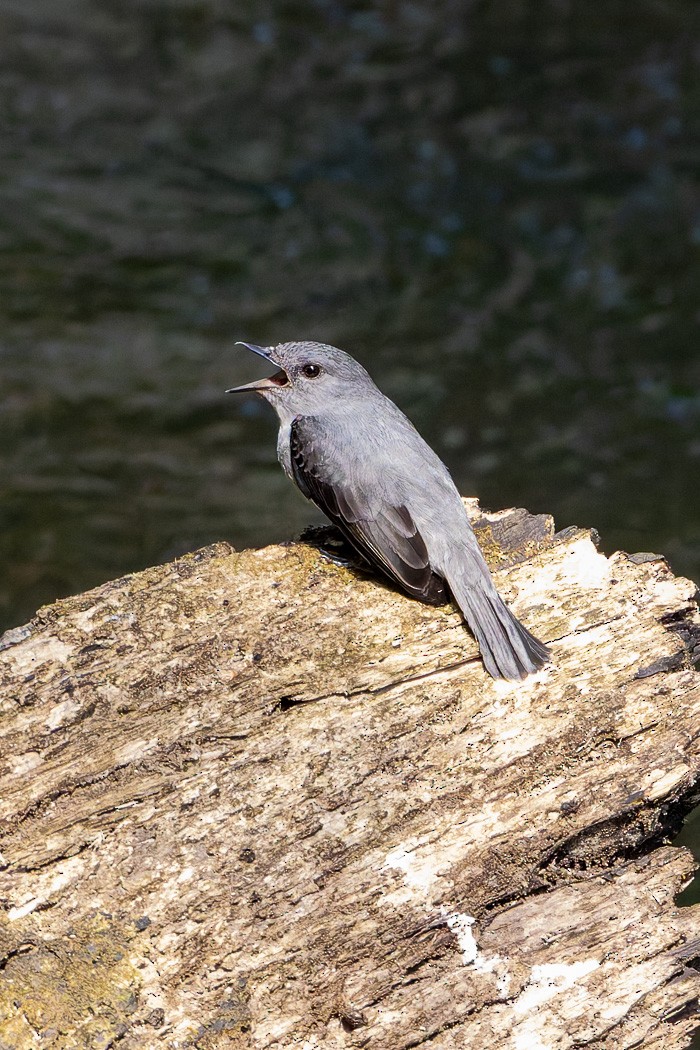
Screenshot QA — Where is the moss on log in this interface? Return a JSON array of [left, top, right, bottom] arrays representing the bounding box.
[[0, 503, 699, 1049]]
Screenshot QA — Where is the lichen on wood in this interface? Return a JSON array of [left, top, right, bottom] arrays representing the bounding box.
[[0, 503, 698, 1048]]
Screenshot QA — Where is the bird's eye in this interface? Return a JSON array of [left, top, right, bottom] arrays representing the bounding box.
[[301, 363, 321, 378]]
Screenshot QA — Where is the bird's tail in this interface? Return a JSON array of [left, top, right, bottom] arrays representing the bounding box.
[[447, 571, 550, 681]]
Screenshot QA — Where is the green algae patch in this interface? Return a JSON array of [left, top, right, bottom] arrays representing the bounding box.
[[471, 508, 558, 571], [0, 913, 141, 1049]]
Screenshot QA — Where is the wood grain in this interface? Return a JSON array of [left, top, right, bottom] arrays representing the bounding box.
[[0, 504, 698, 1048]]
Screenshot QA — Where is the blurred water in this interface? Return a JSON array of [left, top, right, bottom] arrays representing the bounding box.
[[0, 1, 699, 892], [1, 1, 698, 630]]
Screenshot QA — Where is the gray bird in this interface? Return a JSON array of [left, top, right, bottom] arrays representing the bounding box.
[[226, 340, 550, 680]]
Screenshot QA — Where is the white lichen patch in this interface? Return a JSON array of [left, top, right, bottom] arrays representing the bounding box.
[[647, 575, 696, 611], [7, 855, 87, 920], [640, 763, 690, 801], [491, 664, 551, 699], [383, 809, 505, 905], [7, 750, 42, 776], [115, 737, 160, 764], [3, 633, 74, 678], [45, 696, 83, 732], [384, 840, 437, 895], [508, 959, 602, 1050], [569, 541, 613, 588], [524, 536, 611, 600], [442, 911, 511, 994], [460, 705, 552, 769], [563, 623, 615, 649], [7, 897, 42, 921], [382, 844, 514, 996], [443, 911, 478, 963], [512, 959, 599, 1015]]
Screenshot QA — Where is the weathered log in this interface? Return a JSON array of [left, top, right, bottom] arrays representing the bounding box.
[[0, 502, 698, 1049]]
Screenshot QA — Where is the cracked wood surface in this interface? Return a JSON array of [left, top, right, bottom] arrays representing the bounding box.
[[0, 502, 699, 1049]]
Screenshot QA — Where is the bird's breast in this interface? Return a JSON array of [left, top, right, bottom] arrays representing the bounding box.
[[276, 421, 294, 479]]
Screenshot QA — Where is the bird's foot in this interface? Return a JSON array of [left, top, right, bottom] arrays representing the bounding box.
[[299, 525, 370, 571]]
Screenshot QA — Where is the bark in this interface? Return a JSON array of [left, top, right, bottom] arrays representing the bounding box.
[[0, 502, 699, 1050]]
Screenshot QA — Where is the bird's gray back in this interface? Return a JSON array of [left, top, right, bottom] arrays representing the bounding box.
[[282, 391, 475, 573]]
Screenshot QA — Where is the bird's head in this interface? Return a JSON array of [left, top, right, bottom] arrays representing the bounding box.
[[226, 340, 374, 417]]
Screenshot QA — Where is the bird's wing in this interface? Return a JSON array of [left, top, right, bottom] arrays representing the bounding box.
[[289, 416, 447, 604]]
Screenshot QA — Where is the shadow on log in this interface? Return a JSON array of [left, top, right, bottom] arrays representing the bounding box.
[[0, 502, 699, 1048]]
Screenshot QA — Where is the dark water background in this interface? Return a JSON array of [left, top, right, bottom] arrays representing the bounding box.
[[1, 1, 699, 927]]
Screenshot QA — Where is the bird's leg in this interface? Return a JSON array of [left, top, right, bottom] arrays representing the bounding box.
[[299, 525, 372, 571]]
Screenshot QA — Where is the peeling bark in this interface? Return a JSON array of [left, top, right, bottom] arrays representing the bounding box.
[[0, 502, 698, 1049]]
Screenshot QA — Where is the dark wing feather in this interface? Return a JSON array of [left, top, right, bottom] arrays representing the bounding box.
[[290, 417, 446, 604]]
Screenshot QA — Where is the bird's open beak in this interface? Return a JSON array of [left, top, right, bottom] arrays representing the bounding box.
[[225, 342, 289, 393]]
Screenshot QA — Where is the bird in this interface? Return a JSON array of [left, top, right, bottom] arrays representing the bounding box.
[[226, 340, 550, 680]]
